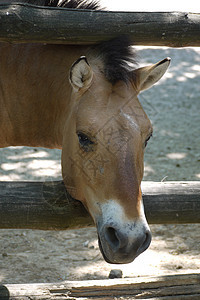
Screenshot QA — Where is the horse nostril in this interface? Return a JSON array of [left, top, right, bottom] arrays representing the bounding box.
[[101, 225, 152, 263], [137, 230, 152, 255], [105, 227, 120, 249]]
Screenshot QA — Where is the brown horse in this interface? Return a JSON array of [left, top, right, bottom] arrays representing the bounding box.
[[0, 0, 170, 264]]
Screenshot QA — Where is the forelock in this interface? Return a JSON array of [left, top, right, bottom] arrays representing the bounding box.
[[93, 36, 138, 84]]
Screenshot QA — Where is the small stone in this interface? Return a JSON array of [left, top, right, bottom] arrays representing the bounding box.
[[83, 241, 89, 247], [108, 269, 123, 279], [2, 252, 8, 257], [89, 245, 95, 249], [176, 265, 183, 270]]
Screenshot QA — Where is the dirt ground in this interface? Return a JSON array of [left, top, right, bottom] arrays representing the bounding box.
[[0, 46, 200, 285]]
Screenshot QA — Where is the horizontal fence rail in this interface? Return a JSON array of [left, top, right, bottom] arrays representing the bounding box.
[[0, 3, 200, 46], [0, 181, 199, 230], [1, 273, 200, 299]]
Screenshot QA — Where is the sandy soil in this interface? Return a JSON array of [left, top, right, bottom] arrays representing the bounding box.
[[0, 46, 200, 285]]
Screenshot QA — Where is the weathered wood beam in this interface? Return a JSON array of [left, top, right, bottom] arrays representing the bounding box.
[[1, 273, 200, 299], [0, 181, 199, 230], [141, 181, 200, 224], [0, 3, 200, 47], [0, 181, 93, 230]]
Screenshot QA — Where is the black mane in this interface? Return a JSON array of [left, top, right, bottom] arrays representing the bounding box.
[[16, 0, 100, 9], [93, 36, 138, 84]]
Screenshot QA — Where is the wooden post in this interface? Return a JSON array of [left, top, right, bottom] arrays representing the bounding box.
[[0, 3, 200, 46], [0, 181, 199, 230]]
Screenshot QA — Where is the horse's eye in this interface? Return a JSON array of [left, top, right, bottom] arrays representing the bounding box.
[[144, 133, 152, 148], [77, 132, 94, 151]]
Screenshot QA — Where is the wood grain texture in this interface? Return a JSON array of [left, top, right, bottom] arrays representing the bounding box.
[[0, 3, 200, 46], [0, 181, 199, 230], [0, 273, 200, 299]]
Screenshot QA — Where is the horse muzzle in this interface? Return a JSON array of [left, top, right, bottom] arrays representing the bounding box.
[[97, 219, 152, 264]]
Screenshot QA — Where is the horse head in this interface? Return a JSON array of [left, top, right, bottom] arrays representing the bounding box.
[[62, 39, 170, 264]]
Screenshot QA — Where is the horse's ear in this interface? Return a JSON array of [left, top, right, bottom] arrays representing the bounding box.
[[133, 58, 171, 92], [69, 56, 93, 92]]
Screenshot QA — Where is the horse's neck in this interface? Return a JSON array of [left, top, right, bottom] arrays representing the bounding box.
[[0, 43, 84, 149]]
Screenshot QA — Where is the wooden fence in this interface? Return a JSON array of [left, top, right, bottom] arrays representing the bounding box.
[[0, 181, 200, 230], [1, 273, 200, 299], [0, 3, 200, 46]]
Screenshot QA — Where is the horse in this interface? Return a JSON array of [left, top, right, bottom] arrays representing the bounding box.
[[0, 0, 170, 264]]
